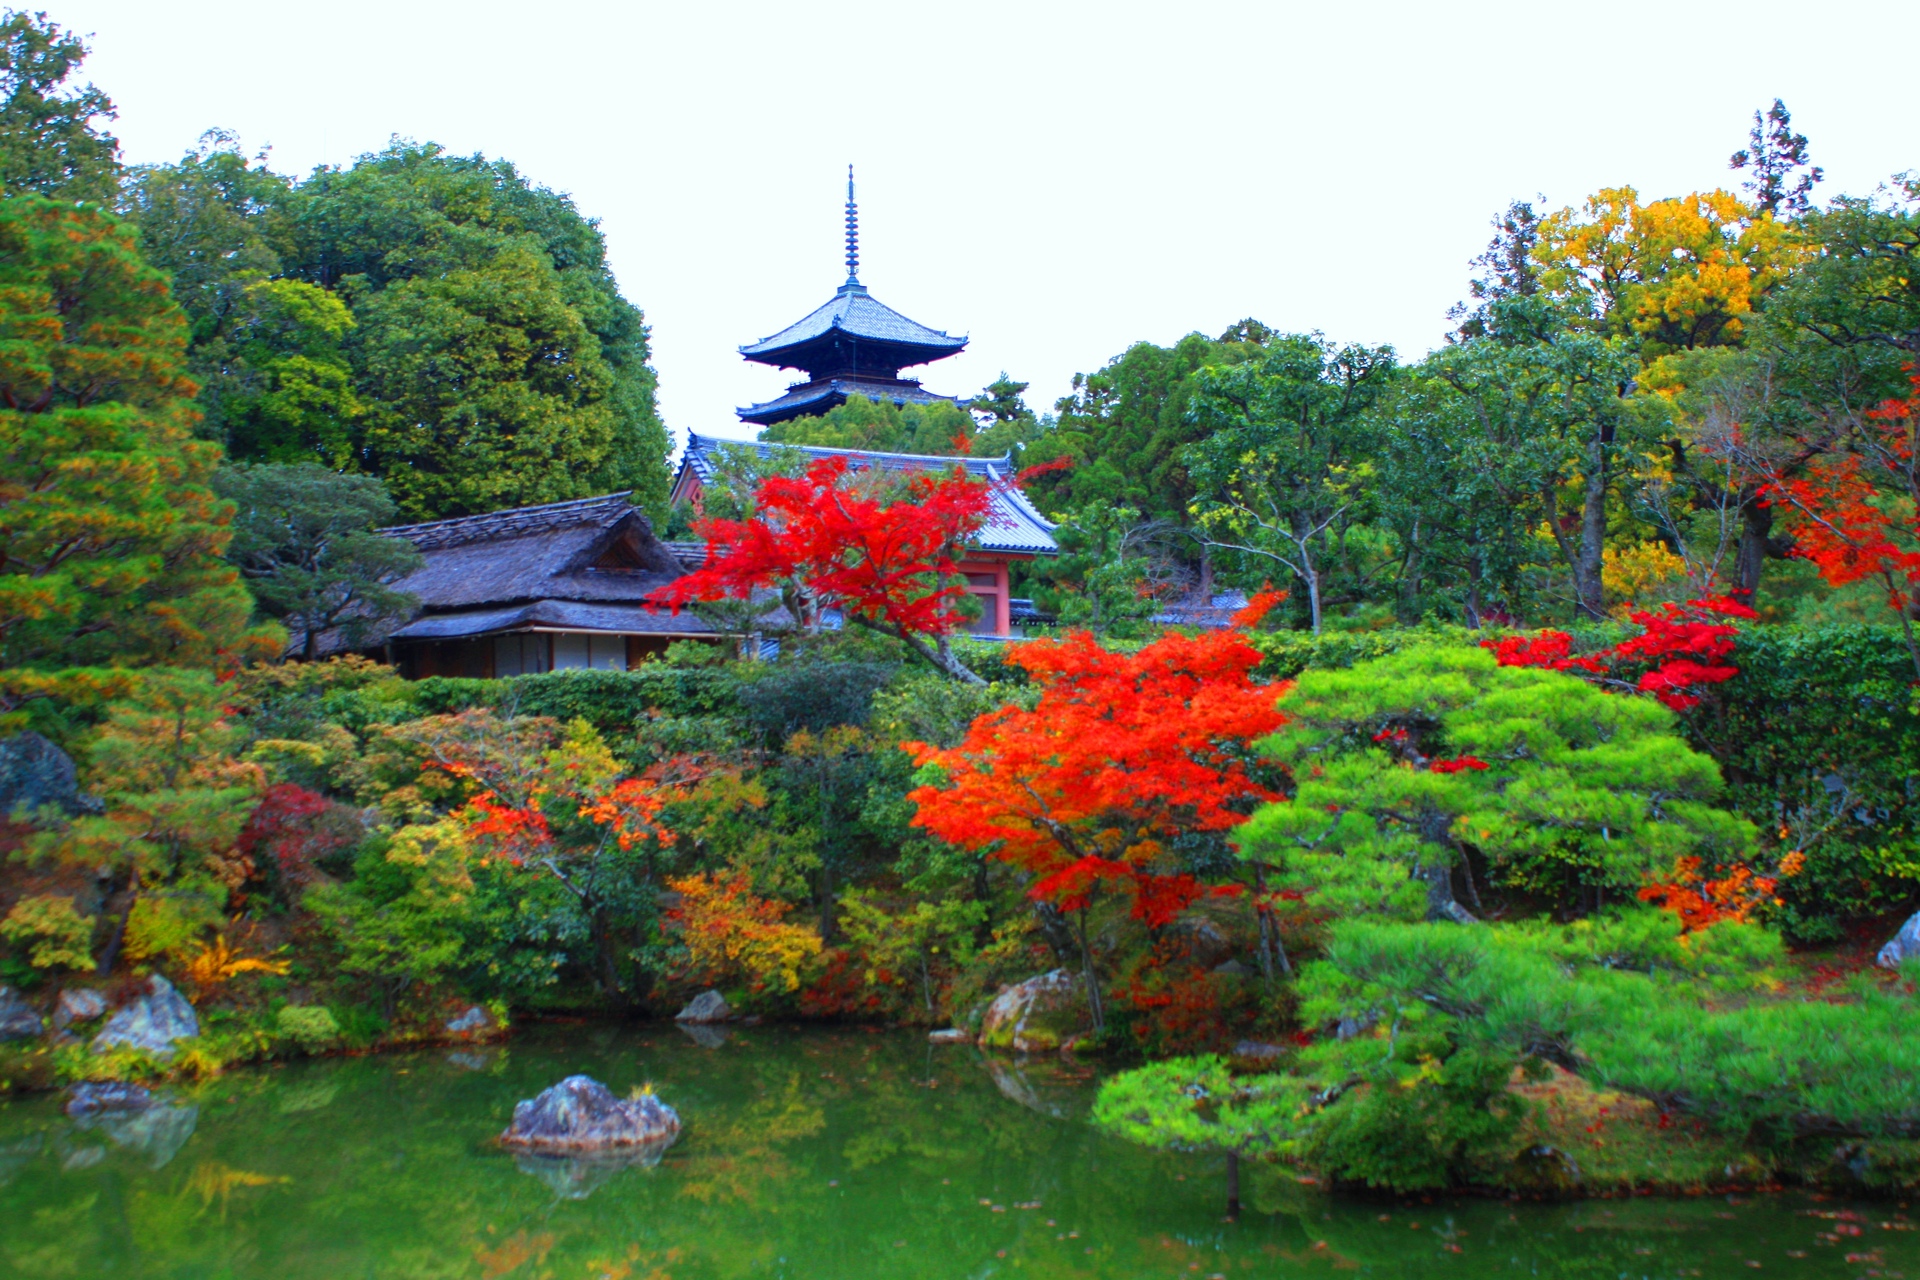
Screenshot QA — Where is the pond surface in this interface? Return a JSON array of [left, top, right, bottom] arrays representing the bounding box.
[[0, 1023, 1911, 1279]]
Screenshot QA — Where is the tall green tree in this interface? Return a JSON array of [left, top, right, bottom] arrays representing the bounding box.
[[125, 139, 672, 522], [0, 196, 274, 718], [0, 9, 119, 202]]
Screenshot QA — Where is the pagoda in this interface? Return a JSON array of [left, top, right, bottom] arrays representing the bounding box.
[[736, 170, 968, 427]]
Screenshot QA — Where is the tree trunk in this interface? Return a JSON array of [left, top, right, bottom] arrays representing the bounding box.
[[1252, 864, 1290, 981], [1417, 812, 1478, 924], [95, 868, 140, 977], [1224, 1150, 1242, 1221], [1299, 539, 1324, 635], [1575, 436, 1608, 620], [1731, 499, 1775, 606], [1463, 542, 1484, 628], [1032, 901, 1077, 967], [1073, 904, 1106, 1033]]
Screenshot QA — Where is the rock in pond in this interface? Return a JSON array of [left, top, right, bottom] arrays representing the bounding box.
[[0, 985, 43, 1042], [675, 989, 729, 1023], [1879, 910, 1920, 968], [65, 1081, 153, 1117], [500, 1075, 681, 1157], [92, 974, 199, 1059], [54, 988, 106, 1030], [980, 970, 1091, 1053], [446, 1005, 492, 1035], [928, 1028, 970, 1045]]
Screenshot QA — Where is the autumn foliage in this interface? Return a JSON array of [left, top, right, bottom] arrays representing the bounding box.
[[655, 455, 991, 672], [1484, 594, 1757, 710], [1760, 370, 1920, 670], [665, 870, 822, 993], [1638, 851, 1805, 932], [905, 628, 1287, 928]]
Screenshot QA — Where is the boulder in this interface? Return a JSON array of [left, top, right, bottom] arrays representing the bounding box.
[[446, 1005, 491, 1035], [500, 1075, 682, 1156], [53, 988, 107, 1031], [675, 990, 730, 1023], [0, 732, 102, 817], [92, 974, 199, 1059], [979, 970, 1092, 1053], [928, 1028, 970, 1045], [1879, 911, 1920, 969], [0, 986, 42, 1042], [65, 1081, 153, 1117]]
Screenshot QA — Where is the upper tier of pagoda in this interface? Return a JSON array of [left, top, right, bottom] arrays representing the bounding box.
[[737, 170, 967, 427]]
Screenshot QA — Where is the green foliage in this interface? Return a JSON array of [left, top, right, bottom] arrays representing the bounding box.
[[837, 888, 985, 1019], [125, 138, 670, 522], [274, 1004, 341, 1052], [0, 10, 119, 202], [305, 822, 477, 1013], [1093, 1054, 1312, 1157], [0, 894, 93, 970], [0, 196, 275, 712], [215, 463, 423, 659], [1241, 645, 1753, 916], [1688, 624, 1920, 940]]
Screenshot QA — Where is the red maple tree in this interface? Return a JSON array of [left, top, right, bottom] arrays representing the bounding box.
[[1759, 370, 1920, 678], [655, 455, 992, 681], [1483, 594, 1757, 711], [903, 626, 1288, 1028]]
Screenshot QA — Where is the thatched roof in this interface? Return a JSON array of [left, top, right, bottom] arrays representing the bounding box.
[[309, 492, 721, 650]]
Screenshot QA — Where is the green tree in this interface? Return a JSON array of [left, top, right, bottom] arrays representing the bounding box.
[[1236, 645, 1754, 919], [0, 9, 119, 202], [1423, 298, 1644, 620], [1728, 98, 1822, 218], [0, 196, 275, 716], [126, 140, 672, 521], [1184, 333, 1396, 633], [213, 463, 424, 659], [1024, 324, 1269, 524]]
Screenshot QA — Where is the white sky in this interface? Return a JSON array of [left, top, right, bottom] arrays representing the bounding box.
[[45, 0, 1920, 452]]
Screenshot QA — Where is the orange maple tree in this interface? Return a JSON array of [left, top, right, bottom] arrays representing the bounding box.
[[903, 626, 1288, 1028], [1759, 369, 1920, 678], [654, 455, 993, 681]]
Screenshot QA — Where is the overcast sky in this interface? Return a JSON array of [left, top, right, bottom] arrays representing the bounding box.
[[46, 0, 1920, 450]]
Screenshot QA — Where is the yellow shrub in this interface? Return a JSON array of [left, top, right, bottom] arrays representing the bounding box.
[[0, 894, 95, 971]]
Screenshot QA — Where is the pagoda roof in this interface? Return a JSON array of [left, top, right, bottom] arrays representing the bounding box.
[[736, 376, 964, 426], [680, 432, 1058, 557], [739, 281, 966, 369]]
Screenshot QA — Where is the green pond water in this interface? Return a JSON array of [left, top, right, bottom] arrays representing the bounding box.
[[0, 1024, 1912, 1279]]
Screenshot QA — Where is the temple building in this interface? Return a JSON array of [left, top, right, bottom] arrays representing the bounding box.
[[736, 170, 969, 426], [326, 171, 1054, 672], [668, 433, 1057, 637]]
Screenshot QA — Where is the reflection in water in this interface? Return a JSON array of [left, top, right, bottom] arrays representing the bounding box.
[[0, 1026, 1908, 1279], [72, 1102, 198, 1169], [444, 1048, 501, 1072], [512, 1131, 678, 1200], [676, 1021, 729, 1049]]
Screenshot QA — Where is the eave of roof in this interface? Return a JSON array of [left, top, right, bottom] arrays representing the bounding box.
[[739, 281, 965, 365], [389, 599, 718, 642], [736, 377, 965, 425], [679, 433, 1059, 556]]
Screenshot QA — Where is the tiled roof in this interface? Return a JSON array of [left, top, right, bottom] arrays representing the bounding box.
[[737, 377, 964, 425], [739, 282, 965, 364], [681, 433, 1058, 557]]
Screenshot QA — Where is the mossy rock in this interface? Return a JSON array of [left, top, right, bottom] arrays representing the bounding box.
[[979, 970, 1093, 1053]]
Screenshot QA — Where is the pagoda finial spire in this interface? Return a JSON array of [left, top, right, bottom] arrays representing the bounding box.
[[844, 165, 860, 285]]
